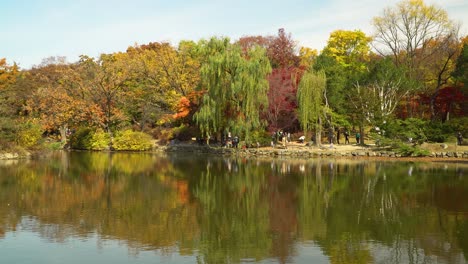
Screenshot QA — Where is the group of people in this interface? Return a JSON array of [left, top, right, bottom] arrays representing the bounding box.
[[223, 132, 239, 148], [273, 128, 362, 146], [328, 129, 359, 145], [199, 129, 464, 148], [271, 130, 291, 147]]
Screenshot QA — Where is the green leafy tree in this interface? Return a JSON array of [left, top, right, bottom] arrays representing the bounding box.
[[297, 69, 327, 145], [0, 59, 21, 145], [365, 57, 417, 125], [452, 37, 468, 115], [313, 54, 348, 115], [194, 37, 271, 141], [314, 30, 371, 116]]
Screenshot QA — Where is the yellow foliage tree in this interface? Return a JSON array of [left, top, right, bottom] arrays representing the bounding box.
[[321, 30, 372, 73]]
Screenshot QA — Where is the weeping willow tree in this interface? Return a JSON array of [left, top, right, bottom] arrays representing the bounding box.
[[194, 37, 271, 142], [297, 69, 326, 146]]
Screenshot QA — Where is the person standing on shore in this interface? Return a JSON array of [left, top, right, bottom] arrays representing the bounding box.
[[457, 131, 463, 145], [355, 132, 360, 144], [344, 130, 349, 144], [328, 129, 334, 144], [336, 129, 340, 144]]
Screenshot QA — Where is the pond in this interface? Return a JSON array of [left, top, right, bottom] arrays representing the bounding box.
[[0, 151, 467, 264]]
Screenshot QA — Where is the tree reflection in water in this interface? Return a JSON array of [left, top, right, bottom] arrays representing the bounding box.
[[0, 152, 467, 263]]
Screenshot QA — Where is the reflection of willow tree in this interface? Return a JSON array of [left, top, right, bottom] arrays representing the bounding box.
[[0, 152, 199, 253], [297, 160, 374, 263], [297, 160, 329, 241], [1, 155, 468, 262], [328, 233, 372, 264], [377, 163, 464, 263], [296, 160, 468, 263], [193, 157, 272, 263], [359, 163, 468, 263]]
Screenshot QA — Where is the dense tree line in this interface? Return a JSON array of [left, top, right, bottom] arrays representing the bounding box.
[[0, 0, 466, 152]]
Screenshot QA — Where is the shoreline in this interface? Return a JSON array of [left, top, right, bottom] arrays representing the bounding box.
[[161, 142, 468, 161], [2, 142, 467, 162]]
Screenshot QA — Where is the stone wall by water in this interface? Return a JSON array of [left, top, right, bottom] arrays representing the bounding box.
[[162, 145, 468, 159]]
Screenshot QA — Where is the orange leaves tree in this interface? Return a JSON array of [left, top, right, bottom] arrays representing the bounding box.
[[25, 57, 102, 143], [123, 41, 201, 129], [75, 54, 130, 140]]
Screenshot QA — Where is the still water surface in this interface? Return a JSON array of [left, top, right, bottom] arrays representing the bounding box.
[[0, 152, 467, 264]]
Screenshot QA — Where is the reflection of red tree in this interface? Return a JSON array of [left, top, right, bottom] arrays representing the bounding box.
[[176, 180, 189, 205], [267, 174, 298, 264], [431, 185, 468, 213]]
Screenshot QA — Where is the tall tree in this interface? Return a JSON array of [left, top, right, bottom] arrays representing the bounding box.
[[313, 54, 348, 115], [452, 36, 468, 115], [194, 37, 271, 141], [347, 57, 417, 145], [421, 35, 462, 119], [267, 28, 299, 68], [238, 29, 302, 132], [297, 69, 327, 146], [25, 58, 95, 143], [237, 28, 299, 68], [266, 67, 303, 131], [321, 29, 372, 73], [0, 58, 18, 90], [237, 35, 271, 56], [372, 0, 457, 68], [124, 41, 201, 129], [452, 36, 468, 86], [76, 54, 130, 140], [372, 0, 460, 119], [299, 47, 318, 68], [315, 30, 371, 116], [0, 58, 20, 143]]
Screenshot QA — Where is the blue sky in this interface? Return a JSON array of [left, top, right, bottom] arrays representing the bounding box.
[[1, 0, 467, 69]]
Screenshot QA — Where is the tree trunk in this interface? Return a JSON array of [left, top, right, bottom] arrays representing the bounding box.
[[59, 124, 68, 144], [315, 117, 322, 146], [430, 94, 437, 121], [359, 124, 365, 146]]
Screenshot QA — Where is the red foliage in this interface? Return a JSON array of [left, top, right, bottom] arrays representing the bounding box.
[[265, 66, 306, 132], [396, 86, 466, 119], [237, 35, 271, 55], [267, 28, 299, 68], [434, 86, 466, 119], [237, 28, 299, 68]]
